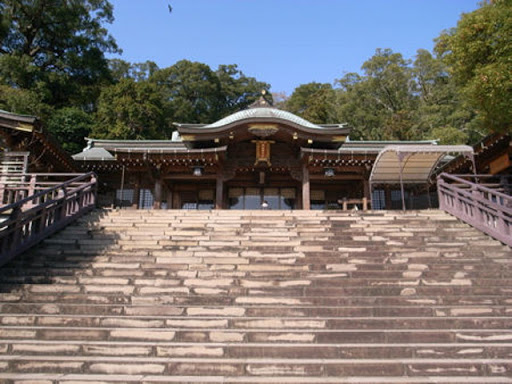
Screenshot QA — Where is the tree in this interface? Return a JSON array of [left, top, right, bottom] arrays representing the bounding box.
[[336, 72, 385, 140], [285, 82, 337, 124], [436, 0, 512, 133], [412, 49, 481, 144], [0, 83, 52, 118], [0, 0, 119, 107], [109, 59, 159, 82], [336, 49, 419, 140], [47, 107, 94, 154], [92, 78, 167, 140], [151, 60, 223, 124], [216, 64, 271, 116]]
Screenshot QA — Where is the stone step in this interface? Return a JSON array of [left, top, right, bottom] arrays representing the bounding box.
[[2, 314, 512, 329], [2, 293, 512, 310], [2, 326, 512, 344], [2, 270, 512, 283], [3, 340, 512, 359], [0, 355, 511, 378], [1, 374, 512, 383]]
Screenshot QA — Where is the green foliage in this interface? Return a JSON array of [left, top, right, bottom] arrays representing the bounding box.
[[332, 48, 485, 144], [109, 59, 159, 82], [0, 3, 272, 147], [360, 48, 415, 114], [1, 0, 504, 152], [412, 49, 480, 144], [150, 60, 270, 126], [285, 82, 337, 124], [151, 60, 222, 124], [336, 73, 382, 140], [335, 49, 420, 141], [0, 0, 118, 106], [216, 64, 271, 116], [436, 0, 512, 132], [0, 84, 51, 118], [430, 125, 469, 145], [92, 78, 167, 140], [47, 107, 94, 154]]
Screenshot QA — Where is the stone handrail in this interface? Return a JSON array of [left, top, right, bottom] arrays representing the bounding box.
[[0, 172, 97, 266], [437, 173, 512, 247]]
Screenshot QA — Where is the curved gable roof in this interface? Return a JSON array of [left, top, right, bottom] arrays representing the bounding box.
[[175, 107, 349, 135], [205, 108, 321, 129]]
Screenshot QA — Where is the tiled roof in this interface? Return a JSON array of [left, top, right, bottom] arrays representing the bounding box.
[[72, 147, 115, 161], [204, 108, 325, 129]]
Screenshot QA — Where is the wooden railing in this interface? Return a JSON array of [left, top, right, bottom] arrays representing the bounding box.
[[0, 172, 97, 266], [0, 173, 94, 207], [437, 173, 512, 247]]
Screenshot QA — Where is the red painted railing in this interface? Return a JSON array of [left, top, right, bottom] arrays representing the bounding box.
[[0, 172, 97, 266], [437, 173, 512, 247]]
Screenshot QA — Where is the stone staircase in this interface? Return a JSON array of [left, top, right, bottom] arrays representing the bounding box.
[[0, 209, 511, 383]]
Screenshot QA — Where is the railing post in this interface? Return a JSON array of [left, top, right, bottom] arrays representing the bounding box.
[[0, 180, 4, 206], [27, 174, 37, 208], [8, 206, 22, 255], [496, 213, 509, 237], [437, 176, 446, 211], [471, 185, 484, 224], [91, 174, 98, 208]]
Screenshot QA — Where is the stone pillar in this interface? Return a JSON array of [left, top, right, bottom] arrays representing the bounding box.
[[302, 164, 310, 210], [216, 173, 224, 210], [153, 178, 162, 209]]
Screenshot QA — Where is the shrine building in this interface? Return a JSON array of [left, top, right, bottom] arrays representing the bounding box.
[[71, 96, 467, 210]]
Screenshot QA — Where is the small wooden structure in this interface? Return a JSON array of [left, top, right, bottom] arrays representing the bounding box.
[[0, 110, 77, 174]]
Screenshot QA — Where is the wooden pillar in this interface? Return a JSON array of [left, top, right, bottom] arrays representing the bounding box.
[[166, 185, 173, 210], [216, 172, 224, 210], [297, 185, 303, 210], [385, 186, 392, 210], [302, 164, 310, 210], [153, 178, 162, 209], [363, 180, 370, 200], [132, 186, 140, 209], [363, 179, 371, 211]]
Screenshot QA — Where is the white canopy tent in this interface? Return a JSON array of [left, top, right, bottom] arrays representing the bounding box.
[[369, 145, 475, 210]]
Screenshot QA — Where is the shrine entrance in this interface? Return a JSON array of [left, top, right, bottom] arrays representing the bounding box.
[[228, 187, 297, 210]]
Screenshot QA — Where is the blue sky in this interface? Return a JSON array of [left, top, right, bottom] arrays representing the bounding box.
[[108, 0, 479, 95]]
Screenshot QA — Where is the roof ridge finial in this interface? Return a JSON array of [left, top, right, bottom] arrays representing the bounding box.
[[249, 90, 274, 109]]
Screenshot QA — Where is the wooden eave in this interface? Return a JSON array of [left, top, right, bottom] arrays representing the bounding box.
[[436, 133, 511, 175], [0, 110, 38, 133], [176, 124, 350, 151], [77, 146, 226, 171], [301, 147, 377, 165], [176, 118, 351, 137], [83, 138, 187, 151], [34, 130, 78, 172]]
